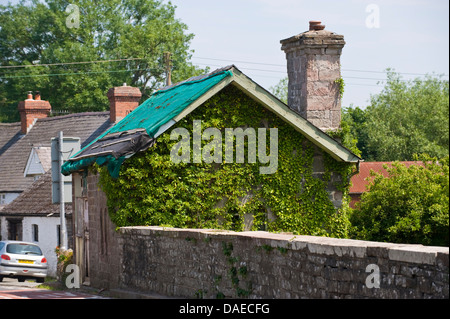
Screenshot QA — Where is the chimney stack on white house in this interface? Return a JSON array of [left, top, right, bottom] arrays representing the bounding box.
[[107, 83, 142, 123], [280, 21, 345, 131]]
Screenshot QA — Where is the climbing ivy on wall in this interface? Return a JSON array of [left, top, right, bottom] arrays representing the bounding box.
[[99, 85, 354, 238]]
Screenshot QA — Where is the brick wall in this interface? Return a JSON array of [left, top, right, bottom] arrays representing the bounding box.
[[86, 173, 120, 289], [115, 226, 448, 299]]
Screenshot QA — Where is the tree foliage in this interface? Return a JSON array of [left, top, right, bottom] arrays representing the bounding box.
[[269, 77, 288, 104], [350, 155, 449, 246], [341, 106, 370, 159], [0, 0, 204, 122], [270, 71, 449, 162], [345, 71, 449, 161]]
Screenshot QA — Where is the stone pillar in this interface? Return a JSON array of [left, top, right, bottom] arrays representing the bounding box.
[[280, 21, 345, 131]]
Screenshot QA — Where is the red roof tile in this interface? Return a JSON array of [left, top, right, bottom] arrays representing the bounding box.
[[350, 161, 423, 194]]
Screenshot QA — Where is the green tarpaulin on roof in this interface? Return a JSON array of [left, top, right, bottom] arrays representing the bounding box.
[[110, 69, 232, 137], [61, 68, 233, 178]]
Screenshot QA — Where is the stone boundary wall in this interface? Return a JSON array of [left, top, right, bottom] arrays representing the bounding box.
[[116, 226, 448, 299]]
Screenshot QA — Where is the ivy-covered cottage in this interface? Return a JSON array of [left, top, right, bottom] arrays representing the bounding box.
[[62, 22, 362, 289]]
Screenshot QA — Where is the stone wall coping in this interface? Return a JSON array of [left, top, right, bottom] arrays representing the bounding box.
[[119, 226, 449, 266]]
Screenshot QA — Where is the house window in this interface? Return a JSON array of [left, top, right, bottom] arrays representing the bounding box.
[[32, 224, 39, 242], [0, 194, 5, 205], [7, 219, 22, 241]]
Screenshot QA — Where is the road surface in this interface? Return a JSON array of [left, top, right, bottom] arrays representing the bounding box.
[[0, 278, 108, 299]]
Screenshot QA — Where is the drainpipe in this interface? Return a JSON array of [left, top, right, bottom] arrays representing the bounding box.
[[348, 160, 361, 184]]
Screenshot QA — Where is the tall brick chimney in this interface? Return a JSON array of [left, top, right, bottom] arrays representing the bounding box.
[[18, 91, 51, 134], [280, 21, 345, 131], [107, 84, 142, 123]]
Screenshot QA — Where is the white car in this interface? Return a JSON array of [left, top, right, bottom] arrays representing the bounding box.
[[0, 240, 48, 283]]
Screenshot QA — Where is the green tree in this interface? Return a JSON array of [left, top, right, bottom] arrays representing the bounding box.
[[0, 0, 204, 122], [350, 155, 449, 246], [269, 76, 288, 104], [271, 71, 449, 162], [341, 106, 372, 160], [355, 70, 449, 161]]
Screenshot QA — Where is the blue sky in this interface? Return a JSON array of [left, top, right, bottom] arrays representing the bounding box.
[[169, 0, 449, 108], [1, 0, 448, 108]]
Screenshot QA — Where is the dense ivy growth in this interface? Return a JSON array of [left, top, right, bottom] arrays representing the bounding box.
[[99, 85, 354, 237]]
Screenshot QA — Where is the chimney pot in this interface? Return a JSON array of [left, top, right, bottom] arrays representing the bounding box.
[[26, 91, 33, 100], [35, 91, 41, 100], [309, 20, 325, 31]]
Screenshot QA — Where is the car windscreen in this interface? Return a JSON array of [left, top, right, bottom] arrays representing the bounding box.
[[6, 243, 43, 255]]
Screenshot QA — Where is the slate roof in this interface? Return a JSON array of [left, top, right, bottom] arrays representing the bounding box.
[[0, 122, 22, 157], [0, 170, 71, 217], [0, 112, 113, 193]]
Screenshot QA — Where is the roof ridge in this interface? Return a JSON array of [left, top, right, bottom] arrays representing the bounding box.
[[0, 122, 21, 126], [40, 111, 109, 122], [0, 111, 109, 126], [155, 65, 235, 94], [360, 161, 423, 165]]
